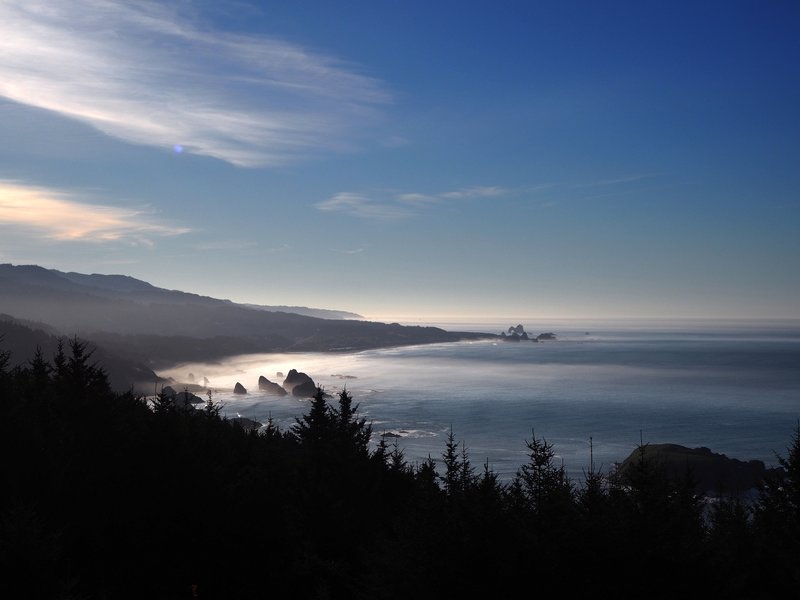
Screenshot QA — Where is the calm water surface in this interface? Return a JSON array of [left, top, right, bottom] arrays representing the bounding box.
[[160, 320, 800, 481]]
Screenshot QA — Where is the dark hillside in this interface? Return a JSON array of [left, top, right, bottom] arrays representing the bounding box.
[[0, 264, 489, 364], [0, 315, 160, 392]]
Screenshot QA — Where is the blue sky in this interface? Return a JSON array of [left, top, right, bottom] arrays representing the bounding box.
[[0, 0, 798, 320]]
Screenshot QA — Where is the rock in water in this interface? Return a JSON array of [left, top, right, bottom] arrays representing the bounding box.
[[158, 385, 201, 409], [233, 382, 247, 394], [282, 369, 317, 397], [258, 375, 287, 396], [616, 443, 785, 495], [292, 380, 318, 398]]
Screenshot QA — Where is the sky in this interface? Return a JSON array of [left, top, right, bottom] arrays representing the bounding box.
[[0, 0, 798, 321]]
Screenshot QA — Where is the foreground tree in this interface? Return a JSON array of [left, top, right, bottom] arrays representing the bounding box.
[[752, 422, 800, 593]]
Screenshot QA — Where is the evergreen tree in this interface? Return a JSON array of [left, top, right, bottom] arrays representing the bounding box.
[[262, 414, 282, 442], [290, 386, 331, 446], [151, 386, 176, 415], [331, 387, 372, 456], [389, 440, 407, 473], [203, 388, 222, 418], [440, 426, 472, 498], [416, 454, 438, 490], [29, 346, 51, 388], [753, 422, 800, 592], [373, 433, 390, 466], [512, 431, 573, 516], [616, 441, 705, 597], [52, 338, 66, 382]]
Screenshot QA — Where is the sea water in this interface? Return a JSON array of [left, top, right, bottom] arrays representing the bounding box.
[[159, 319, 800, 481]]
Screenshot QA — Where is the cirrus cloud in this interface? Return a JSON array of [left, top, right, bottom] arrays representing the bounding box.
[[0, 1, 390, 167], [315, 185, 510, 220], [0, 180, 189, 244]]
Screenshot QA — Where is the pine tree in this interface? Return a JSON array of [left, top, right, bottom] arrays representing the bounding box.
[[513, 431, 573, 516], [389, 441, 407, 473], [416, 454, 438, 489], [373, 434, 389, 466], [753, 421, 800, 591], [262, 414, 282, 442], [52, 339, 66, 382], [0, 342, 10, 374], [203, 388, 222, 418], [441, 426, 463, 497], [29, 346, 51, 387], [290, 386, 331, 446], [331, 388, 371, 456]]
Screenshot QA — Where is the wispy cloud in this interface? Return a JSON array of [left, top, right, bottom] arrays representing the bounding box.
[[0, 1, 389, 167], [315, 192, 412, 220], [315, 185, 509, 219], [439, 186, 507, 199], [0, 180, 189, 243]]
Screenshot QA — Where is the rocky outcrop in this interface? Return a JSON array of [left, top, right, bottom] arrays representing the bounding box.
[[233, 382, 247, 394], [617, 443, 785, 495], [258, 375, 287, 396], [161, 385, 203, 408], [293, 380, 318, 398], [501, 326, 556, 342], [282, 369, 317, 397]]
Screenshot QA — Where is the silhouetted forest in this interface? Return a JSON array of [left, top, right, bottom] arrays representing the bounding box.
[[1, 341, 798, 599]]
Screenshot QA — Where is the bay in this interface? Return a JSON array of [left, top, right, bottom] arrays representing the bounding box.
[[159, 319, 800, 481]]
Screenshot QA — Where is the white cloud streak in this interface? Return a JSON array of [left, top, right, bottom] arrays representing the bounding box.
[[0, 180, 189, 243], [438, 186, 507, 199], [315, 186, 509, 219], [315, 192, 411, 220], [0, 1, 389, 167]]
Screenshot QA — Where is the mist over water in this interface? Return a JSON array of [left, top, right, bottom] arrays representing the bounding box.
[[160, 319, 800, 481]]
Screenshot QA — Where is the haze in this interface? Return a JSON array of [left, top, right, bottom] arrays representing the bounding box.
[[1, 1, 798, 320]]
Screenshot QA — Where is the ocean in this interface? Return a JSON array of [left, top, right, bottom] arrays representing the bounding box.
[[160, 319, 800, 481]]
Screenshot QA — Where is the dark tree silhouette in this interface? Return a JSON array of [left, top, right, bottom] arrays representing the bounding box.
[[0, 337, 796, 599]]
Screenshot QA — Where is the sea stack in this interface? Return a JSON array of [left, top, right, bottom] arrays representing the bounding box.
[[282, 369, 317, 397], [258, 375, 288, 396], [233, 382, 247, 394]]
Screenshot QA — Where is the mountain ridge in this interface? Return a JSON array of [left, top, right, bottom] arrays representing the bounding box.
[[0, 263, 490, 368]]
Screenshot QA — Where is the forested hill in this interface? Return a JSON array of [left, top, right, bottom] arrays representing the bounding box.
[[0, 314, 160, 391], [0, 264, 489, 367], [1, 342, 798, 598]]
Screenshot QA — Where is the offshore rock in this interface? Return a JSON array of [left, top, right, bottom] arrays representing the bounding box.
[[617, 443, 785, 495], [233, 382, 247, 394], [282, 369, 318, 397], [291, 380, 318, 398], [258, 375, 287, 396], [159, 385, 202, 409]]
